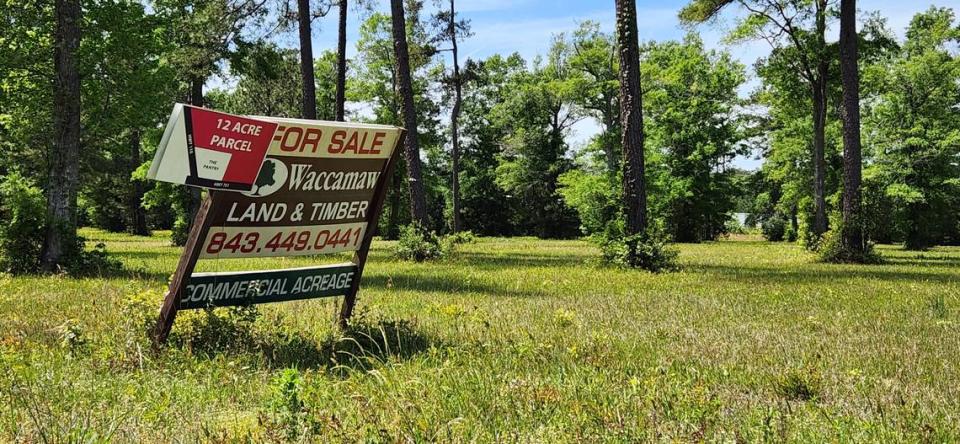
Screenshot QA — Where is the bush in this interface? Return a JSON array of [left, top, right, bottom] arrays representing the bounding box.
[[0, 173, 122, 276], [761, 214, 787, 242], [817, 225, 883, 264], [598, 222, 678, 272], [395, 224, 444, 262], [774, 365, 822, 402], [0, 173, 47, 274], [557, 170, 619, 236], [171, 216, 190, 247], [171, 305, 260, 355], [440, 230, 476, 252], [266, 368, 315, 440]]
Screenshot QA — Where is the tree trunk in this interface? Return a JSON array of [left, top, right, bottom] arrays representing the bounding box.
[[614, 0, 647, 246], [128, 130, 149, 236], [449, 0, 462, 233], [190, 77, 203, 108], [334, 0, 347, 121], [390, 0, 429, 228], [298, 0, 317, 119], [42, 0, 82, 272], [811, 0, 829, 237], [839, 0, 864, 255]]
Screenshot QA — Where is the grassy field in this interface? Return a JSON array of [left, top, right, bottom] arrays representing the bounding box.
[[1, 229, 958, 442]]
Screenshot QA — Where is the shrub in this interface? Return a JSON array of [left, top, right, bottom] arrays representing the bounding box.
[[171, 216, 190, 247], [0, 173, 122, 276], [817, 227, 883, 264], [265, 368, 315, 440], [64, 237, 123, 276], [440, 230, 476, 254], [598, 222, 678, 272], [725, 217, 746, 235], [171, 305, 260, 355], [761, 214, 787, 242], [395, 224, 444, 262], [557, 170, 619, 236], [0, 173, 46, 274], [444, 230, 476, 246]]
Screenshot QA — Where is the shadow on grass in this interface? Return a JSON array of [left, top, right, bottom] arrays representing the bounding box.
[[263, 317, 437, 373], [687, 263, 960, 285], [172, 312, 438, 372], [882, 256, 960, 267], [448, 251, 595, 269], [81, 264, 173, 283], [361, 271, 543, 298]]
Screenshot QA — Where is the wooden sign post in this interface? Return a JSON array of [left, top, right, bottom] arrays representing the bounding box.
[[150, 108, 404, 345]]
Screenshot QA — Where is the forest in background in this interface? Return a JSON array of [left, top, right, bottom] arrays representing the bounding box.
[[1, 0, 959, 273]]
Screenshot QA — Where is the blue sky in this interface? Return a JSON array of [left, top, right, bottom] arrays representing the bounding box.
[[270, 0, 955, 170]]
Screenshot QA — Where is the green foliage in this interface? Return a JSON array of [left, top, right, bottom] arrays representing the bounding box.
[[208, 42, 313, 119], [557, 169, 619, 236], [0, 173, 47, 274], [862, 7, 960, 250], [4, 230, 960, 440], [55, 319, 88, 356], [172, 306, 261, 355], [61, 237, 123, 277], [598, 222, 678, 272], [395, 224, 445, 262], [440, 231, 477, 254], [265, 368, 316, 440], [457, 54, 526, 236], [642, 35, 746, 242], [774, 364, 823, 402], [761, 214, 788, 242], [817, 220, 883, 264], [171, 216, 190, 247], [489, 45, 581, 238], [0, 173, 119, 275], [928, 294, 948, 319]]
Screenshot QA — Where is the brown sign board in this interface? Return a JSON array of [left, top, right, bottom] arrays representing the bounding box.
[[150, 107, 404, 344]]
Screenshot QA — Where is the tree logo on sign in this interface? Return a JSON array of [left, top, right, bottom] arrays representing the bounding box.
[[245, 158, 287, 197]]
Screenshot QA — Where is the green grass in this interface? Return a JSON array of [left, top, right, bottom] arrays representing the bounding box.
[[1, 229, 959, 442]]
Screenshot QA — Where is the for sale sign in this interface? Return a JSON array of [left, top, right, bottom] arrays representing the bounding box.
[[148, 104, 278, 192], [200, 117, 402, 259], [149, 106, 405, 344]]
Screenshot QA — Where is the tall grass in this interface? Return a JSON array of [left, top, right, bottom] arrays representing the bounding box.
[[0, 230, 958, 441]]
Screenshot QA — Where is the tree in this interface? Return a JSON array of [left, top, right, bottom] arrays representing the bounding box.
[[862, 7, 960, 249], [153, 0, 267, 243], [643, 35, 746, 242], [210, 42, 305, 117], [297, 0, 317, 119], [391, 0, 429, 228], [335, 0, 347, 121], [80, 0, 175, 236], [42, 0, 82, 271], [681, 0, 831, 240], [838, 0, 865, 257], [457, 54, 525, 236], [433, 0, 470, 232], [567, 21, 620, 175], [492, 40, 581, 238], [352, 7, 442, 236], [615, 0, 647, 258]]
